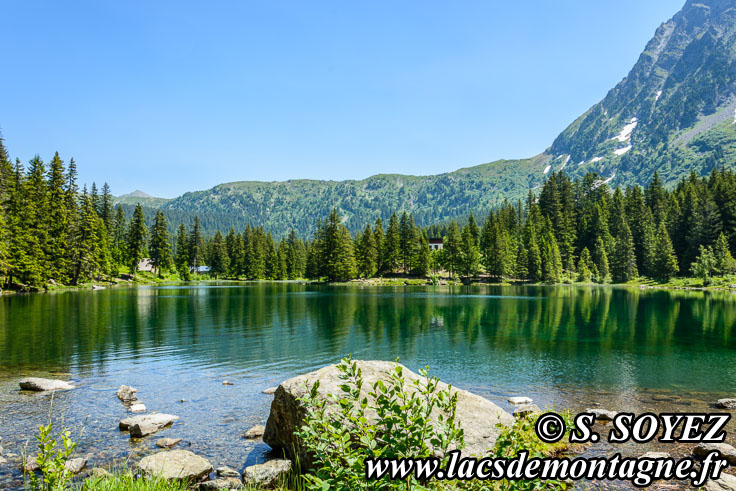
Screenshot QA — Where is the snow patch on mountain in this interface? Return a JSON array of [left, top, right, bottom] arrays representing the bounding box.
[[614, 145, 632, 156], [613, 118, 638, 142]]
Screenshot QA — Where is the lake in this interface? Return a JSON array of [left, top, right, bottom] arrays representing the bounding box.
[[1, 283, 735, 487]]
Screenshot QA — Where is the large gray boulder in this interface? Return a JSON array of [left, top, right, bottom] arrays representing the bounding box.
[[263, 360, 514, 468], [242, 459, 292, 488], [116, 385, 138, 402], [136, 450, 212, 481], [19, 378, 74, 392]]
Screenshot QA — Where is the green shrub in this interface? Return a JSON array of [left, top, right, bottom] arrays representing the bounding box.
[[296, 357, 464, 490], [24, 420, 78, 491]]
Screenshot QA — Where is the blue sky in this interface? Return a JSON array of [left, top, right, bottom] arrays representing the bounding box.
[[2, 0, 684, 198]]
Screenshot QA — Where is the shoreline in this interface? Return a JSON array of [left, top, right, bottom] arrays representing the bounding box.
[[4, 273, 736, 296]]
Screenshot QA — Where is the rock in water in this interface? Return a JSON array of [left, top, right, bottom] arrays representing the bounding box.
[[136, 450, 212, 481], [116, 385, 138, 402], [64, 456, 89, 474], [242, 459, 292, 488], [129, 403, 147, 413], [507, 396, 533, 405], [19, 378, 74, 392], [120, 414, 179, 438], [694, 443, 736, 465], [243, 425, 265, 440], [155, 438, 182, 449], [641, 452, 670, 459], [716, 399, 736, 409], [262, 387, 278, 395], [263, 360, 514, 467]]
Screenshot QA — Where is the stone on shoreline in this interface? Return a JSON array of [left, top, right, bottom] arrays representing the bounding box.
[[262, 387, 278, 395], [216, 466, 240, 478], [116, 385, 138, 402], [64, 456, 89, 475], [693, 443, 736, 465], [244, 425, 265, 440], [136, 450, 212, 482], [21, 456, 39, 472], [19, 378, 74, 392], [512, 404, 541, 418], [585, 408, 617, 421], [200, 477, 243, 489], [222, 381, 234, 386], [263, 360, 514, 468], [242, 459, 292, 488], [715, 398, 736, 409], [155, 438, 182, 449], [507, 396, 533, 405]]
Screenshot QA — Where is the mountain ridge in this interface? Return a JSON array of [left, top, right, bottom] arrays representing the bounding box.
[[122, 0, 736, 238]]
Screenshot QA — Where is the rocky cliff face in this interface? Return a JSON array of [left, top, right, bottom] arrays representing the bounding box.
[[549, 0, 736, 187]]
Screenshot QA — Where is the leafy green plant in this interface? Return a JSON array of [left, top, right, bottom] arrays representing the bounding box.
[[487, 411, 576, 491], [24, 421, 77, 490], [79, 468, 190, 491], [296, 357, 464, 490]]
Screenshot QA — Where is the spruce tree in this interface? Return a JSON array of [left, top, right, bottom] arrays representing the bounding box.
[[175, 224, 191, 280], [611, 221, 638, 283], [384, 212, 401, 273], [189, 216, 205, 272], [457, 223, 480, 280], [412, 230, 431, 277], [577, 248, 593, 282], [593, 237, 610, 283], [714, 232, 736, 275], [46, 152, 70, 283], [357, 225, 377, 278], [373, 218, 385, 274], [127, 203, 147, 274], [443, 220, 461, 277], [653, 221, 679, 281], [149, 210, 173, 277], [209, 230, 230, 278]]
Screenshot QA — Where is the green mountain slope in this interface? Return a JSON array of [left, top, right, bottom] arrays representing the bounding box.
[[134, 0, 736, 238], [161, 156, 549, 237], [115, 190, 171, 208]]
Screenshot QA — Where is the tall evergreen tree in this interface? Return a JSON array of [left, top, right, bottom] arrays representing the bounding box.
[[653, 221, 679, 281], [127, 203, 147, 274], [149, 210, 173, 277], [175, 223, 191, 280]]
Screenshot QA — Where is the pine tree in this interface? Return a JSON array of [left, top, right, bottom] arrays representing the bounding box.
[[46, 152, 70, 283], [714, 232, 736, 275], [443, 220, 461, 277], [611, 221, 638, 283], [100, 182, 114, 231], [384, 212, 401, 273], [189, 216, 205, 272], [457, 223, 480, 280], [321, 209, 356, 281], [111, 205, 128, 270], [149, 210, 173, 277], [593, 237, 610, 283], [70, 189, 102, 284], [577, 247, 593, 282], [127, 203, 147, 274], [540, 218, 563, 283], [373, 218, 385, 275], [357, 225, 377, 278], [413, 231, 431, 277], [175, 223, 191, 280], [209, 230, 230, 278], [653, 221, 679, 281]]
